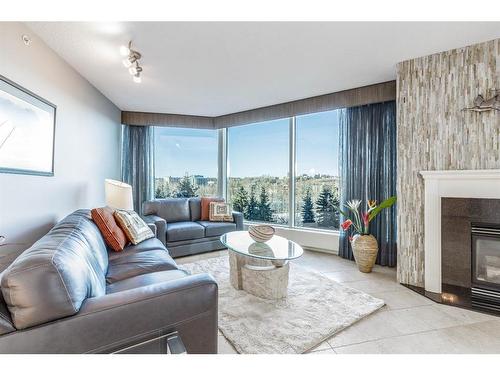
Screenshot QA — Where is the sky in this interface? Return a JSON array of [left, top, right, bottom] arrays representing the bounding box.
[[155, 126, 218, 177], [154, 109, 339, 178]]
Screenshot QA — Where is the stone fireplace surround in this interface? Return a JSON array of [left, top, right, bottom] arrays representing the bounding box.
[[410, 170, 500, 314]]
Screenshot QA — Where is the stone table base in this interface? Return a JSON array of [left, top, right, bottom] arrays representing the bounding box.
[[229, 250, 289, 299]]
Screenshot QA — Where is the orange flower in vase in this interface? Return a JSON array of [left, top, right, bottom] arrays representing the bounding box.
[[334, 196, 397, 273]]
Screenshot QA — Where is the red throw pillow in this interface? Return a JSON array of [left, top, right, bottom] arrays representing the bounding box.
[[201, 197, 224, 221], [91, 207, 128, 251]]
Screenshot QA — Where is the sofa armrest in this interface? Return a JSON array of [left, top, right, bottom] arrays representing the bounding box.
[[0, 274, 218, 354], [143, 214, 167, 245], [232, 211, 244, 230], [146, 222, 157, 237]]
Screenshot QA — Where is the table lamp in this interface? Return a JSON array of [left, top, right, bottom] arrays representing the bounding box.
[[105, 179, 134, 211]]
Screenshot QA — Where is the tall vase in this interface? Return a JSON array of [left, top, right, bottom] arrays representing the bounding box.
[[351, 234, 378, 273]]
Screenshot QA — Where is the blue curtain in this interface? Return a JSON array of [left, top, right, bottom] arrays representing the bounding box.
[[338, 101, 397, 267], [121, 125, 154, 214]]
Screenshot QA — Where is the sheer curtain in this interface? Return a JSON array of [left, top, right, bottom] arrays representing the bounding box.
[[338, 101, 397, 266], [121, 125, 154, 214]]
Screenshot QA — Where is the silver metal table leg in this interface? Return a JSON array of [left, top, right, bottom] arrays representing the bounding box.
[[166, 332, 187, 354]]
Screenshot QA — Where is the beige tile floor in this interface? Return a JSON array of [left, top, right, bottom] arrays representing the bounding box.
[[176, 249, 500, 354]]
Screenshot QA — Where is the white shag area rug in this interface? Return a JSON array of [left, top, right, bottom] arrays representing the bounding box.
[[181, 256, 384, 354]]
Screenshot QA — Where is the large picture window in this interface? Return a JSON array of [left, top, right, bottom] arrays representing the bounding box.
[[152, 111, 341, 232], [227, 118, 290, 224], [295, 110, 340, 230], [154, 127, 218, 198]]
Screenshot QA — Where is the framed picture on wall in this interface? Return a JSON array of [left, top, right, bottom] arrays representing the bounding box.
[[0, 74, 56, 176]]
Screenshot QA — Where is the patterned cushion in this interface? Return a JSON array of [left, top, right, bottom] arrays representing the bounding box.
[[114, 210, 154, 245], [209, 201, 233, 222], [201, 197, 224, 221], [91, 206, 128, 252]]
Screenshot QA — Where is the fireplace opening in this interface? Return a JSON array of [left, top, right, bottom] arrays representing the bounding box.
[[405, 198, 500, 316], [471, 223, 500, 312]]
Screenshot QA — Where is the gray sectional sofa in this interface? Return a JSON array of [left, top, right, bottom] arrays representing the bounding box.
[[0, 209, 218, 354], [143, 198, 244, 258]]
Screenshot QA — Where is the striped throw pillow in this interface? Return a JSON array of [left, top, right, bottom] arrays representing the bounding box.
[[209, 201, 233, 222], [114, 210, 154, 245]]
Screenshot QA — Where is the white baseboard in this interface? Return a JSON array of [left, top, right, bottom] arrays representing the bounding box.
[[302, 246, 339, 255]]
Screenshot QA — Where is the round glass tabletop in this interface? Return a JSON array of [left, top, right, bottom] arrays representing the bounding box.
[[220, 231, 304, 261]]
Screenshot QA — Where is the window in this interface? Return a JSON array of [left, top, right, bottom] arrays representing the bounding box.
[[152, 111, 341, 232], [295, 110, 340, 230], [227, 118, 290, 224], [154, 127, 218, 198]]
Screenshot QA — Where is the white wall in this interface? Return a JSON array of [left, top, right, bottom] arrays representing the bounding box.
[[0, 22, 121, 250]]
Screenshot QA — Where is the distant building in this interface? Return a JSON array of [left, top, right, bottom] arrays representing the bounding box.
[[168, 176, 181, 184], [190, 175, 208, 186]]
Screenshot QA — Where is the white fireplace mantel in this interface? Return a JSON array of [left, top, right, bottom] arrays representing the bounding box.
[[420, 169, 500, 293]]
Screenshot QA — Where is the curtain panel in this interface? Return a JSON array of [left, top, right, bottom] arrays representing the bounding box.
[[338, 101, 397, 267], [121, 125, 154, 214]]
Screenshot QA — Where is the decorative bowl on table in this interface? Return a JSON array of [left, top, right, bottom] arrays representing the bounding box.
[[248, 225, 275, 243]]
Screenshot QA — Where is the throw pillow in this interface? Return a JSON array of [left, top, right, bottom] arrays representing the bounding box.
[[91, 207, 128, 252], [201, 197, 224, 220], [209, 201, 234, 222], [114, 210, 155, 245]]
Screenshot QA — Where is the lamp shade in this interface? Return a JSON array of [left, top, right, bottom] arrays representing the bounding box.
[[105, 179, 133, 211]]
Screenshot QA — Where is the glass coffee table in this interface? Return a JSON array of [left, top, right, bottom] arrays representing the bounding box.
[[220, 231, 304, 299]]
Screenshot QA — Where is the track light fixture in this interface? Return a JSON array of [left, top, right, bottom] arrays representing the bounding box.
[[128, 63, 142, 76], [120, 41, 143, 83]]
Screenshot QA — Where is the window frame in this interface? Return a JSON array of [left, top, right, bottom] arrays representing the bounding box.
[[152, 112, 340, 233], [222, 111, 340, 233]]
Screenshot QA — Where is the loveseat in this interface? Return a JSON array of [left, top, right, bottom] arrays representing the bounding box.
[[143, 198, 244, 258], [0, 209, 218, 354]]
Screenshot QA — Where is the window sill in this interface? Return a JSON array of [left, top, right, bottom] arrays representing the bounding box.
[[242, 222, 339, 254]]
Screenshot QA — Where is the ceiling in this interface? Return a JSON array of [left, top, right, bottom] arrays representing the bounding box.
[[27, 22, 500, 117]]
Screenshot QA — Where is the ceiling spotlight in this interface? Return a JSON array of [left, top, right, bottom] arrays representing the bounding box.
[[122, 58, 133, 68], [128, 64, 142, 76], [128, 66, 137, 75], [21, 34, 32, 46], [119, 45, 130, 56], [120, 41, 143, 83]]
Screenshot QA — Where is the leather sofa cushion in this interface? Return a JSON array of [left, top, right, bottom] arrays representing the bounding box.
[[91, 206, 128, 251], [189, 197, 202, 221], [106, 269, 188, 294], [1, 210, 108, 329], [166, 222, 205, 242], [143, 198, 190, 223], [107, 238, 167, 261], [197, 221, 237, 237], [0, 293, 15, 335], [106, 250, 178, 284]]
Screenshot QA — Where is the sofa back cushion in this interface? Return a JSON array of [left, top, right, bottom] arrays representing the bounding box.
[[143, 198, 191, 223], [189, 198, 202, 221], [1, 210, 108, 329]]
